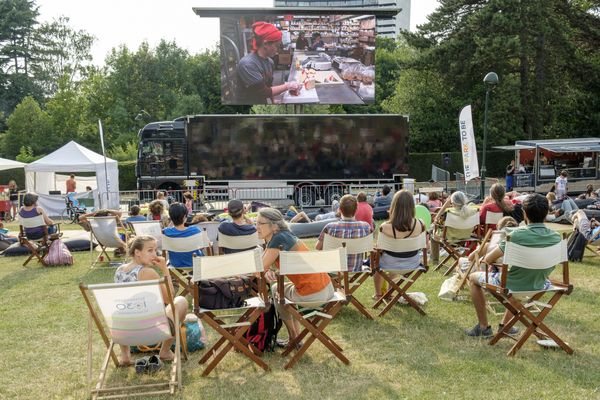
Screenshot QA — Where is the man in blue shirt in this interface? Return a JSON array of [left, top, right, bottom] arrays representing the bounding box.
[[374, 185, 393, 208], [218, 199, 257, 254], [163, 203, 203, 267]]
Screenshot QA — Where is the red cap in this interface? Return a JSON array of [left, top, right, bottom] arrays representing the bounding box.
[[252, 21, 282, 51]]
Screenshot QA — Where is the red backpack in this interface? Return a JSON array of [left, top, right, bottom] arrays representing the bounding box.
[[245, 304, 282, 352]]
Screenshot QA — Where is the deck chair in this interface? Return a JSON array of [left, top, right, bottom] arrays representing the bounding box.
[[372, 231, 428, 317], [278, 247, 350, 370], [18, 214, 62, 267], [191, 248, 269, 376], [79, 278, 184, 399], [129, 220, 163, 252], [452, 229, 506, 309], [217, 231, 262, 254], [432, 212, 480, 276], [88, 216, 127, 269], [195, 221, 221, 255], [483, 234, 574, 356], [322, 233, 375, 319], [483, 211, 503, 235], [162, 229, 211, 297]]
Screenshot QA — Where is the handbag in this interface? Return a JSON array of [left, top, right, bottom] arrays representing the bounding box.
[[43, 238, 73, 266], [197, 276, 252, 309]]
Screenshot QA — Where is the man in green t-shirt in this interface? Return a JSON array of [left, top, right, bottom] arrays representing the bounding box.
[[465, 193, 560, 337]]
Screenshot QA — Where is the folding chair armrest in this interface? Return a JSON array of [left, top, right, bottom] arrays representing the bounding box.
[[276, 274, 285, 305], [192, 279, 200, 314], [258, 271, 270, 307]]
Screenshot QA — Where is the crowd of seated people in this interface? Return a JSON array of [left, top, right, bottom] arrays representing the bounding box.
[[24, 178, 586, 367]]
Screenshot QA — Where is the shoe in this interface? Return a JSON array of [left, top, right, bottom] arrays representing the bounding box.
[[498, 324, 519, 335], [135, 356, 149, 374], [147, 355, 162, 373], [276, 338, 289, 348], [465, 324, 493, 338]]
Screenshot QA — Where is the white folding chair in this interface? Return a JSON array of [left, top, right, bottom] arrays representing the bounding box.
[[129, 220, 163, 252], [162, 230, 211, 297], [483, 235, 574, 356], [322, 233, 375, 319], [79, 278, 184, 399], [191, 248, 269, 376], [373, 231, 428, 317], [483, 211, 503, 234], [196, 221, 221, 255], [218, 231, 262, 254], [432, 212, 480, 276], [277, 248, 350, 369], [88, 216, 127, 269]]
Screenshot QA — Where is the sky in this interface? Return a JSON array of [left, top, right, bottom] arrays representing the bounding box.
[[36, 0, 440, 66]]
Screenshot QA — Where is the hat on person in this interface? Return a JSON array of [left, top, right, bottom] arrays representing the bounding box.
[[227, 199, 244, 215], [252, 21, 282, 50]]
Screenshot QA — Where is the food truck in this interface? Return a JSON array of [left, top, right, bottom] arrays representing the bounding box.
[[495, 138, 600, 193]]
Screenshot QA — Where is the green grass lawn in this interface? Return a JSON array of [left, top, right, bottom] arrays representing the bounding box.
[[1, 226, 600, 399]]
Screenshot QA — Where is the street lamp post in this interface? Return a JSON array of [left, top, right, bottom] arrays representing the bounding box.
[[480, 72, 499, 200]]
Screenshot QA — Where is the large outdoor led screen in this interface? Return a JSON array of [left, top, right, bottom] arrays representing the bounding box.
[[220, 13, 376, 105], [186, 115, 408, 181]]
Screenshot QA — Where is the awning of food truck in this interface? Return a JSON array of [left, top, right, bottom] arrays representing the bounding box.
[[493, 145, 535, 151], [538, 143, 600, 153]]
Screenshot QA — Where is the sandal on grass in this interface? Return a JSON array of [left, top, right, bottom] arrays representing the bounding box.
[[147, 355, 163, 373], [135, 356, 150, 374]]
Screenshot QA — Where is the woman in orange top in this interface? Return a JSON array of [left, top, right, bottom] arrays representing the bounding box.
[[256, 207, 333, 343]]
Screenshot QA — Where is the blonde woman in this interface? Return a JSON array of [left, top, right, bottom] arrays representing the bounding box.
[[8, 180, 18, 220], [114, 235, 188, 366]]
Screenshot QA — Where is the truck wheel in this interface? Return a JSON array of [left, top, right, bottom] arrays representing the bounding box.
[[295, 185, 316, 207]]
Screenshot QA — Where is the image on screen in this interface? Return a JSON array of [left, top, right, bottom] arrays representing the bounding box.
[[186, 115, 407, 181], [220, 13, 376, 105]]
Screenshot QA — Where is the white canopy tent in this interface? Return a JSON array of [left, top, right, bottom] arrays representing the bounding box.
[[25, 141, 120, 216], [0, 157, 26, 171]]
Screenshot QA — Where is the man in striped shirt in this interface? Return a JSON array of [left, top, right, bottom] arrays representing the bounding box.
[[316, 194, 373, 272]]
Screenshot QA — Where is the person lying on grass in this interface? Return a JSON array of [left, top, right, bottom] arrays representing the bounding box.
[[113, 235, 188, 366]]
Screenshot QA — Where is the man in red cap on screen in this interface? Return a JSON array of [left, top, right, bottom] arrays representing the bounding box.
[[236, 21, 300, 104]]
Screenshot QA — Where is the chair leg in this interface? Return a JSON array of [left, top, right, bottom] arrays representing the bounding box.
[[198, 309, 269, 376], [283, 303, 348, 370]]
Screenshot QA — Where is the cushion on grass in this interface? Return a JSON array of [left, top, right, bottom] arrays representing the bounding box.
[[2, 243, 31, 256], [64, 238, 97, 252]]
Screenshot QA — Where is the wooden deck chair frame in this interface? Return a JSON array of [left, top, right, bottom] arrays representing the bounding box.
[[191, 248, 269, 376], [18, 214, 62, 267], [162, 229, 211, 298], [585, 235, 600, 257], [453, 229, 506, 303], [218, 231, 262, 255], [278, 247, 350, 370], [88, 216, 128, 269], [483, 234, 574, 356], [432, 212, 480, 276], [322, 233, 375, 319], [79, 278, 186, 399], [372, 231, 428, 317]]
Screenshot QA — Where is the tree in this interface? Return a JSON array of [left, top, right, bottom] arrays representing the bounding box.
[[0, 0, 43, 115], [30, 15, 94, 96], [1, 95, 50, 158], [396, 0, 600, 151]]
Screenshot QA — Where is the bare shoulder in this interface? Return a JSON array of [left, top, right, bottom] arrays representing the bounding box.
[[138, 266, 160, 281]]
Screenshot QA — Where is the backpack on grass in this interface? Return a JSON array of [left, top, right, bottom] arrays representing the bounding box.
[[567, 229, 587, 262], [245, 303, 282, 352]]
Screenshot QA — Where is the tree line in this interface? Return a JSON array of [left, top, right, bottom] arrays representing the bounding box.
[[1, 0, 599, 163]]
